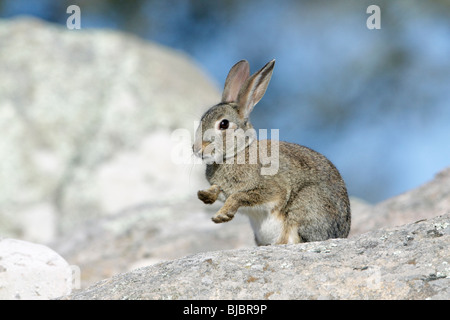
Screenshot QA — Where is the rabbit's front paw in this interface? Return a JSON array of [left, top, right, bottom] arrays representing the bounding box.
[[212, 210, 235, 223], [198, 190, 217, 204], [198, 185, 221, 204]]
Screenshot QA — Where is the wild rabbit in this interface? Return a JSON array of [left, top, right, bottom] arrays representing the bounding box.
[[193, 59, 350, 245]]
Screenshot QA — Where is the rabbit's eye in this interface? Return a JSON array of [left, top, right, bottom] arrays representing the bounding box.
[[219, 119, 229, 130]]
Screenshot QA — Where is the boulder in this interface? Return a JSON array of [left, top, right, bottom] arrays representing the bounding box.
[[63, 213, 449, 300], [350, 167, 450, 236], [0, 17, 219, 242], [0, 238, 74, 300]]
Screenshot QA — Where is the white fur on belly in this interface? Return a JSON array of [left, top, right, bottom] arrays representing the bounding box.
[[239, 202, 282, 245]]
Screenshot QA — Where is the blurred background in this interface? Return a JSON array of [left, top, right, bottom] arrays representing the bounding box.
[[1, 0, 449, 204]]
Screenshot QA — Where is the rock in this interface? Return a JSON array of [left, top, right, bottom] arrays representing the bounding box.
[[63, 214, 449, 300], [51, 200, 255, 288], [0, 238, 75, 300], [350, 167, 450, 236], [0, 17, 219, 242]]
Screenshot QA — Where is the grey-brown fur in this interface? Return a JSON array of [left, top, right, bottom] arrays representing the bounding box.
[[193, 60, 350, 245]]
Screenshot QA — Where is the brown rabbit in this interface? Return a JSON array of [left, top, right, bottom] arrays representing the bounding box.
[[193, 59, 350, 245]]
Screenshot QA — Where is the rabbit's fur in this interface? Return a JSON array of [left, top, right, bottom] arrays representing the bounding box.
[[193, 60, 350, 245]]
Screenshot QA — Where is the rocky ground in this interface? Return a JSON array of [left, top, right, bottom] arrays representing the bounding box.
[[64, 213, 450, 300], [0, 18, 449, 300], [51, 167, 450, 292]]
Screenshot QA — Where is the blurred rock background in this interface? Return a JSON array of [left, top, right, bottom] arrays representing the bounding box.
[[0, 17, 218, 243], [0, 1, 449, 293]]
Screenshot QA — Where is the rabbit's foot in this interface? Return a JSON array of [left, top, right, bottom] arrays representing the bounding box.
[[198, 190, 216, 204], [212, 209, 236, 223], [198, 185, 221, 204]]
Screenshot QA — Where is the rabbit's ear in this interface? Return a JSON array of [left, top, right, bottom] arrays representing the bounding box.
[[237, 60, 275, 119], [222, 60, 250, 103]]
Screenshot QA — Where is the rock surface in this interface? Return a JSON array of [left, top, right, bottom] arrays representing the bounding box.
[[350, 167, 450, 236], [0, 238, 74, 300], [64, 214, 449, 300], [52, 201, 255, 288]]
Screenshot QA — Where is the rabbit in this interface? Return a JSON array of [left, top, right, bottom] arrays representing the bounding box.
[[192, 59, 351, 245]]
